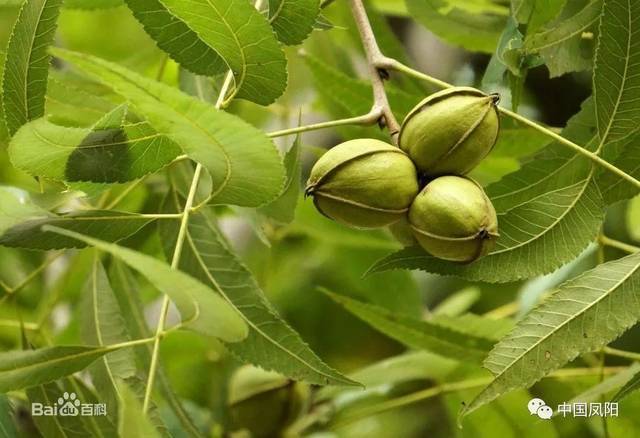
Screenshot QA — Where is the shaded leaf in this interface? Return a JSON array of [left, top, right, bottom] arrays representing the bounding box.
[[0, 345, 117, 392], [9, 105, 181, 183], [1, 0, 62, 135], [259, 127, 301, 223], [159, 195, 356, 386], [0, 210, 154, 250], [124, 0, 226, 76], [118, 382, 161, 438], [44, 226, 248, 342], [405, 0, 506, 53], [0, 394, 17, 437], [613, 368, 640, 402], [513, 0, 566, 35], [108, 261, 203, 438], [52, 48, 286, 207], [322, 289, 501, 364], [159, 0, 288, 105], [268, 0, 320, 45], [524, 0, 602, 77], [463, 251, 640, 415], [82, 258, 137, 422], [26, 381, 91, 438]]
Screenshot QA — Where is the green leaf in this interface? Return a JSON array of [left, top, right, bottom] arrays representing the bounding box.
[[124, 0, 225, 77], [118, 382, 162, 438], [268, 0, 320, 45], [304, 54, 417, 122], [462, 251, 640, 416], [107, 261, 202, 438], [259, 127, 301, 223], [64, 0, 123, 8], [0, 394, 17, 437], [82, 258, 137, 421], [569, 363, 640, 403], [159, 196, 356, 386], [44, 226, 248, 342], [45, 73, 120, 127], [157, 0, 288, 105], [368, 99, 604, 282], [1, 0, 62, 135], [0, 345, 116, 392], [9, 106, 181, 183], [322, 289, 501, 363], [405, 0, 506, 53], [612, 367, 640, 402], [513, 0, 566, 35], [0, 210, 154, 250], [524, 0, 602, 77], [596, 131, 640, 204], [51, 48, 286, 207], [593, 0, 640, 145]]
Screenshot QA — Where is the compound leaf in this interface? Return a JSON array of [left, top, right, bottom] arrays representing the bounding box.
[[44, 226, 248, 342], [323, 289, 502, 364], [593, 0, 640, 146], [159, 195, 356, 386], [158, 0, 288, 105], [0, 345, 116, 392], [52, 48, 285, 207], [462, 251, 640, 415], [9, 105, 181, 183]]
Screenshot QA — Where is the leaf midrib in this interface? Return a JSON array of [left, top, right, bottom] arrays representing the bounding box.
[[486, 255, 640, 386], [184, 214, 352, 385]]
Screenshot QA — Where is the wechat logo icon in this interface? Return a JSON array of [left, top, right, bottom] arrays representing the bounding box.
[[58, 392, 80, 416], [528, 398, 553, 420]]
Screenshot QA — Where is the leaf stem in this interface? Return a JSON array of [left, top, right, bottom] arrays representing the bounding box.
[[348, 0, 400, 144], [598, 235, 640, 254], [142, 70, 234, 414], [379, 58, 640, 188], [603, 347, 640, 361], [267, 109, 383, 138]]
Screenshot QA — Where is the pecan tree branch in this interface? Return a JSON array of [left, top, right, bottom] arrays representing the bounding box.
[[348, 0, 401, 144]]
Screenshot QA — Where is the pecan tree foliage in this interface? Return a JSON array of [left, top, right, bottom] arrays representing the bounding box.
[[0, 0, 640, 436]]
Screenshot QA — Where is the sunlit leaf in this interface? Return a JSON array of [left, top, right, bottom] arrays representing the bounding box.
[[157, 0, 288, 105], [9, 105, 181, 183], [64, 0, 123, 8], [123, 0, 225, 77], [1, 0, 62, 135], [52, 48, 286, 207]]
